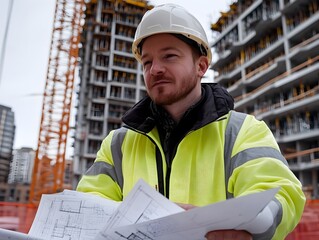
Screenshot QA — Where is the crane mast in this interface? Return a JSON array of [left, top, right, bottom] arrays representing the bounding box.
[[29, 0, 85, 205]]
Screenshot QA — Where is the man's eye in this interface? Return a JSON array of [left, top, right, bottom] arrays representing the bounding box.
[[143, 61, 151, 67], [165, 54, 177, 59]]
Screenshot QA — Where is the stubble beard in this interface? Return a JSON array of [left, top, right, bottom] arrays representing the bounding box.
[[149, 74, 198, 106]]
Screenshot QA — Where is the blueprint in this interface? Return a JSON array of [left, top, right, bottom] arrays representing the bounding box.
[[0, 179, 279, 240], [94, 179, 184, 240], [28, 190, 120, 240], [97, 183, 279, 240]]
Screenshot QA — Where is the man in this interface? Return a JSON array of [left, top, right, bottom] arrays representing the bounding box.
[[77, 4, 305, 239]]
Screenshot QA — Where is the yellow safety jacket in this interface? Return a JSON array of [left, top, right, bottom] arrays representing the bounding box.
[[77, 84, 305, 239]]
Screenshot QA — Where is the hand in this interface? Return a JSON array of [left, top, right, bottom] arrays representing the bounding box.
[[205, 230, 252, 240], [176, 203, 196, 210]]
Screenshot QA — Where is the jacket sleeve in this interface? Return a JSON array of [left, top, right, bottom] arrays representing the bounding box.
[[227, 113, 306, 239], [76, 130, 123, 201]]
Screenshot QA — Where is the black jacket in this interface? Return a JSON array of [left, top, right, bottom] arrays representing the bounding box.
[[122, 83, 234, 133]]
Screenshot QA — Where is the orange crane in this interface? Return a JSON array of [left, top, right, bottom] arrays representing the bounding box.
[[0, 0, 86, 233], [29, 0, 85, 205]]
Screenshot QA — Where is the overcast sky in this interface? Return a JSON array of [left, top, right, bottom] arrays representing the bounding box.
[[0, 0, 230, 156]]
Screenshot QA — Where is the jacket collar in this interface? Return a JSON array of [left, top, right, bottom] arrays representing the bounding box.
[[122, 83, 234, 133]]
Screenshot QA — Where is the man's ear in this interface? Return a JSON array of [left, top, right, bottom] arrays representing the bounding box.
[[197, 56, 209, 78]]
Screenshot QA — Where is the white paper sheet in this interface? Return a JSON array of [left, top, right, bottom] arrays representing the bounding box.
[[28, 190, 120, 240], [94, 179, 184, 240], [100, 185, 279, 240], [0, 179, 279, 240], [0, 227, 41, 240]]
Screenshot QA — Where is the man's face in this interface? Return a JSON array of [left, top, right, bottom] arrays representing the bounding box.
[[141, 34, 203, 106]]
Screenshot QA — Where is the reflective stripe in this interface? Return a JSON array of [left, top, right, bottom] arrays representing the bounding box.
[[253, 198, 283, 239], [224, 111, 288, 197], [110, 127, 128, 189], [84, 127, 127, 189], [85, 161, 117, 180], [224, 111, 284, 238], [231, 146, 288, 169], [224, 111, 246, 198]]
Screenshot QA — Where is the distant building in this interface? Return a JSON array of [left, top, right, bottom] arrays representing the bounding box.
[[73, 0, 151, 186], [0, 182, 30, 203], [211, 0, 319, 198], [0, 154, 73, 203], [8, 147, 35, 184], [0, 105, 15, 183], [63, 159, 74, 190]]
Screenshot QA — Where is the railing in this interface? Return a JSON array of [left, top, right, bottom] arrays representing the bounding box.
[[252, 85, 319, 116], [287, 200, 319, 240], [235, 55, 319, 102], [0, 199, 318, 238], [0, 202, 37, 233], [285, 147, 319, 161]]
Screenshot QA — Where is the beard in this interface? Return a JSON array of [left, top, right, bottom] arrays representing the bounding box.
[[148, 73, 198, 106]]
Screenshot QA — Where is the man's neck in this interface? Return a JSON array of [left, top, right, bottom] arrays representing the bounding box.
[[164, 90, 202, 122]]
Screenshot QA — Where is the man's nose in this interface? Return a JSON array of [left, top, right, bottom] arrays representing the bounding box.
[[150, 59, 165, 76]]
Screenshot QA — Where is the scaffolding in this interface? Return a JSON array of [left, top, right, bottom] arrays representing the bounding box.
[[29, 0, 85, 205]]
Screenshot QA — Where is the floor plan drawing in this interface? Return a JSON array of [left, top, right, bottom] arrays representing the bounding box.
[[29, 191, 120, 240], [97, 182, 279, 240], [114, 230, 154, 240], [0, 179, 279, 240], [94, 179, 184, 240]]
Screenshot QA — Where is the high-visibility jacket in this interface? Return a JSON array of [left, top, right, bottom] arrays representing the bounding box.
[[77, 83, 305, 239]]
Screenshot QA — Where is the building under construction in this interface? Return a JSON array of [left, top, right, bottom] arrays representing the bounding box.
[[211, 0, 319, 199], [73, 0, 151, 184], [0, 0, 318, 237], [73, 0, 319, 199]]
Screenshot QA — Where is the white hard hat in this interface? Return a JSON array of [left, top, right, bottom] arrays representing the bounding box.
[[132, 3, 212, 65]]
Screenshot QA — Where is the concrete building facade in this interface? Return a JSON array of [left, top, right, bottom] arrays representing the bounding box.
[[0, 105, 15, 183], [8, 147, 35, 184], [73, 0, 150, 185], [0, 183, 30, 203], [211, 0, 319, 198]]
